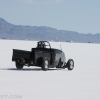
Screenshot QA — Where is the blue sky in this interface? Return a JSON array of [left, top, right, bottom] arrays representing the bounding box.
[[0, 0, 100, 34]]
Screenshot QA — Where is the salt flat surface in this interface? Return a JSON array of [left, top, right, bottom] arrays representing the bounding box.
[[0, 40, 100, 100]]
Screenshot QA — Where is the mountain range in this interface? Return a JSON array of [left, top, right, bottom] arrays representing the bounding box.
[[0, 18, 100, 43]]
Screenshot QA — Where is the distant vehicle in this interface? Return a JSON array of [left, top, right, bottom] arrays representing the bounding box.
[[12, 41, 74, 71], [88, 41, 94, 43], [66, 40, 73, 43]]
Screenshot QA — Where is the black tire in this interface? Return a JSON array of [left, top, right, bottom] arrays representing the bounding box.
[[41, 58, 49, 71], [67, 59, 74, 70], [15, 62, 23, 70]]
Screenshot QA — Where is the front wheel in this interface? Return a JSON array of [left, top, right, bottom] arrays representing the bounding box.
[[41, 59, 49, 71], [67, 59, 74, 70], [15, 62, 23, 70]]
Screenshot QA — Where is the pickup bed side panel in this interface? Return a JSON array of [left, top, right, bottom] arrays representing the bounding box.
[[12, 49, 31, 61]]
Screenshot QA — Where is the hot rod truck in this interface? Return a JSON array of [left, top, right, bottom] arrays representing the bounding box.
[[12, 41, 74, 71]]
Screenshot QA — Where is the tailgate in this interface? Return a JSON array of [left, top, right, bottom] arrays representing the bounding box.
[[12, 49, 31, 61]]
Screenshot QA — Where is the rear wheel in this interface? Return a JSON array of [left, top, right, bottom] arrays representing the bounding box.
[[41, 59, 49, 71], [15, 62, 23, 70], [67, 59, 74, 70]]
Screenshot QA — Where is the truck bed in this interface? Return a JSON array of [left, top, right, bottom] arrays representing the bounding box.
[[12, 49, 31, 61]]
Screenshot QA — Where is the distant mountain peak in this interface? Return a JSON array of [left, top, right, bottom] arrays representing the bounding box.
[[0, 18, 8, 24]]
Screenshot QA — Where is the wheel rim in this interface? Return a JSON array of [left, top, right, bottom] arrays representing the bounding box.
[[45, 60, 49, 69], [70, 60, 74, 69]]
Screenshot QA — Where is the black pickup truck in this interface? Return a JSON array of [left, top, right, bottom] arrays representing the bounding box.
[[12, 41, 74, 71]]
